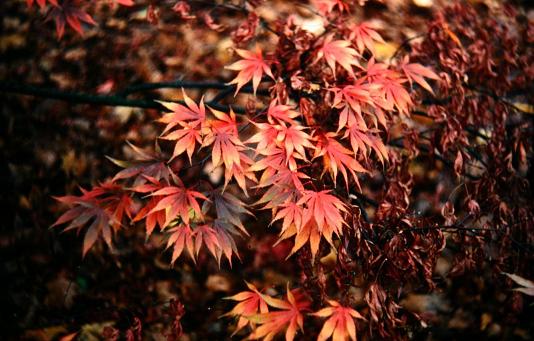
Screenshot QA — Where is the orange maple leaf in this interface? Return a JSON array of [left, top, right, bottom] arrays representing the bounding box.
[[226, 45, 274, 96], [248, 286, 311, 341], [313, 300, 365, 341], [223, 282, 269, 335], [274, 190, 348, 260], [331, 81, 378, 131]]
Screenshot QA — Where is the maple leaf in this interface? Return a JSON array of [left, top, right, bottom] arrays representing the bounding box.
[[193, 223, 222, 260], [266, 102, 300, 125], [52, 183, 133, 256], [131, 175, 168, 236], [314, 133, 367, 188], [107, 141, 172, 185], [27, 0, 57, 8], [157, 89, 206, 132], [223, 282, 269, 335], [294, 190, 347, 259], [165, 224, 195, 263], [344, 125, 388, 164], [316, 35, 360, 77], [274, 190, 348, 260], [165, 220, 240, 266], [224, 151, 257, 195], [114, 0, 134, 6], [331, 81, 378, 131], [163, 123, 203, 163], [400, 56, 440, 94], [248, 286, 311, 341], [313, 300, 365, 341], [271, 200, 303, 235], [379, 77, 412, 116], [48, 0, 96, 39], [348, 22, 385, 55], [204, 108, 244, 170], [212, 219, 242, 266], [148, 178, 207, 227], [298, 190, 347, 234], [226, 45, 274, 96], [252, 160, 306, 210], [247, 122, 314, 168], [311, 0, 349, 16], [157, 90, 207, 163], [207, 189, 253, 235]]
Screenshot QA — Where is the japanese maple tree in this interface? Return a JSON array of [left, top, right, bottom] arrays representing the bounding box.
[[10, 0, 532, 340]]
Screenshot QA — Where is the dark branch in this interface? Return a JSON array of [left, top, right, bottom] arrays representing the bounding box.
[[0, 81, 247, 114], [118, 80, 270, 97]]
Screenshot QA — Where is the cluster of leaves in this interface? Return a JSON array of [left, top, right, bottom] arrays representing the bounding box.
[[48, 1, 533, 340]]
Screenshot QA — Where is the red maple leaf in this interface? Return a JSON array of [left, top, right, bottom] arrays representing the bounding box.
[[27, 0, 57, 8], [48, 0, 96, 39]]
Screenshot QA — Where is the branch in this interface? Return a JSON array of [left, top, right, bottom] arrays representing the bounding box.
[[118, 80, 270, 97], [0, 81, 248, 114]]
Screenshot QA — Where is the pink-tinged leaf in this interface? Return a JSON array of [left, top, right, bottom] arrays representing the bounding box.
[[400, 56, 440, 94], [157, 89, 206, 133], [314, 133, 367, 188], [267, 102, 300, 125], [114, 0, 134, 6], [311, 0, 349, 16], [226, 45, 274, 96], [344, 125, 388, 164], [149, 182, 207, 227], [316, 35, 360, 77], [349, 22, 385, 55], [204, 108, 245, 170]]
